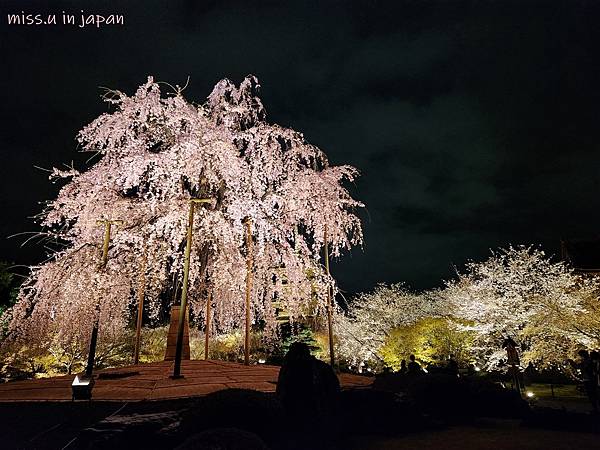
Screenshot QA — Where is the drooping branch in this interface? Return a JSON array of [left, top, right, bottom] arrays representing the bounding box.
[[4, 75, 364, 353]]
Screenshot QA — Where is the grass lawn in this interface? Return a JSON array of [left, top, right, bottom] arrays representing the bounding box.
[[522, 382, 593, 414], [525, 383, 584, 399]]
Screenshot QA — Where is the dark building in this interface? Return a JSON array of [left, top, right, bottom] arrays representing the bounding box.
[[561, 239, 600, 277]]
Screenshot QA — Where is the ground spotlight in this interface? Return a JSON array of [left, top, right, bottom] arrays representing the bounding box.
[[71, 375, 94, 401]]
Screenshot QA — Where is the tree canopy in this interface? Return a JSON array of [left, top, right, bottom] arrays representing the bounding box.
[[445, 245, 600, 368], [3, 76, 364, 354], [336, 246, 600, 372]]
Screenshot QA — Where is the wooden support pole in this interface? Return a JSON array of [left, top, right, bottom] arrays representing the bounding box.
[[173, 198, 211, 379], [244, 218, 253, 366], [204, 292, 211, 360], [85, 219, 122, 378], [324, 225, 335, 368], [133, 248, 147, 365], [100, 222, 112, 267]]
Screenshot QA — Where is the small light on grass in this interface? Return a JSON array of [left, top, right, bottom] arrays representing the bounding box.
[[526, 391, 535, 398], [258, 358, 266, 364], [474, 367, 481, 372]]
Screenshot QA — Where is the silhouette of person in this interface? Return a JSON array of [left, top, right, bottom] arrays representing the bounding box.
[[276, 342, 340, 421], [502, 337, 522, 392], [577, 350, 599, 413], [407, 354, 422, 375], [524, 361, 537, 385], [399, 359, 407, 375], [502, 338, 520, 365], [591, 351, 600, 410], [447, 355, 459, 376]]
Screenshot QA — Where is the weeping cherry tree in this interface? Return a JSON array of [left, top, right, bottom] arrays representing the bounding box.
[[3, 75, 364, 361]]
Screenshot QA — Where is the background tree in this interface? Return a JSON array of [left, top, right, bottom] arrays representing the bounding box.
[[335, 283, 446, 370], [379, 317, 475, 370], [0, 261, 20, 319], [336, 246, 600, 374], [444, 245, 600, 369], [2, 76, 363, 362]]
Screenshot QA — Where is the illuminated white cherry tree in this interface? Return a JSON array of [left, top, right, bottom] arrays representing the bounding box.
[[3, 75, 363, 359], [335, 283, 446, 370], [444, 245, 600, 368], [336, 246, 600, 373]]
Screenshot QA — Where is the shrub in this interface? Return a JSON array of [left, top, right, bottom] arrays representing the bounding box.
[[379, 318, 475, 371], [399, 373, 530, 419], [339, 389, 431, 435]]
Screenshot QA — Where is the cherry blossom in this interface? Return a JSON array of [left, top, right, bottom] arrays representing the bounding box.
[[4, 76, 363, 356], [443, 245, 600, 368], [335, 283, 445, 370]]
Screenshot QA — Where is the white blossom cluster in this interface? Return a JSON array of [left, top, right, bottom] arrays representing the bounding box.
[[444, 245, 600, 368], [336, 246, 600, 371], [335, 283, 446, 369], [4, 76, 364, 352]]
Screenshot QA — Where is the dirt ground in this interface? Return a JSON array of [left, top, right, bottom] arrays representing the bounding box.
[[2, 400, 599, 450], [348, 418, 600, 450], [1, 375, 598, 450]]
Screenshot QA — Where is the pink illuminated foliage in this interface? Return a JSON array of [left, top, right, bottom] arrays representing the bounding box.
[[3, 76, 363, 359]]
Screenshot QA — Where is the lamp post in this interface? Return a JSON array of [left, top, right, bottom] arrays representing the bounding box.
[[84, 219, 123, 378], [324, 225, 335, 368], [172, 198, 212, 379], [244, 218, 253, 366]]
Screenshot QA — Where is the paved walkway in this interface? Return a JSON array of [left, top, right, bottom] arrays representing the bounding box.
[[0, 360, 372, 402]]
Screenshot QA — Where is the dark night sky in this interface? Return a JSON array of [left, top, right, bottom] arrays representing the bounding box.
[[1, 0, 600, 294]]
